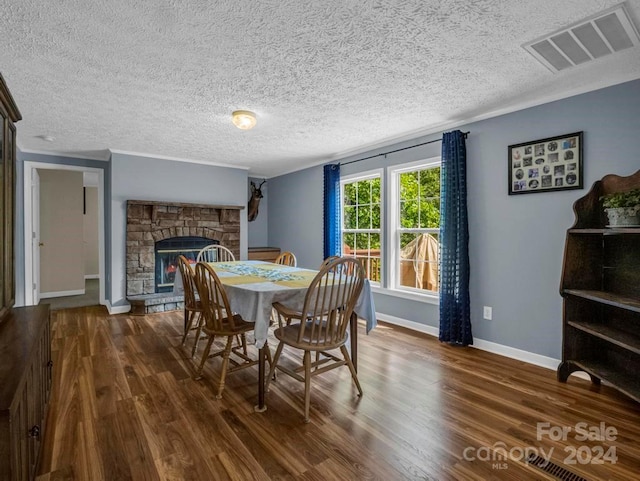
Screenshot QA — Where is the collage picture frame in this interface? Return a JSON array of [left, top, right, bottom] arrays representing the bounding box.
[[508, 131, 583, 195]]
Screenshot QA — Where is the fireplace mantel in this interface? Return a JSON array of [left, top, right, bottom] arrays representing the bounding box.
[[127, 199, 244, 210]]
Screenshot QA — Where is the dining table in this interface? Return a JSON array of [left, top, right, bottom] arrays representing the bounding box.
[[174, 259, 377, 411]]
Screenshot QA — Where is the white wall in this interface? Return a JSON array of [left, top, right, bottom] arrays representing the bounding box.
[[39, 169, 85, 295], [83, 186, 99, 277]]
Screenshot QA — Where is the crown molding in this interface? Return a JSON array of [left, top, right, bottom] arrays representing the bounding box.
[[109, 149, 250, 171]]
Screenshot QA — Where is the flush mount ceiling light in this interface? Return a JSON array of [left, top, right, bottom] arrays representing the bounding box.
[[232, 110, 257, 130], [36, 134, 55, 142]]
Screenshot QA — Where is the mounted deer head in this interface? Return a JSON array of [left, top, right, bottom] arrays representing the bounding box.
[[248, 179, 266, 222]]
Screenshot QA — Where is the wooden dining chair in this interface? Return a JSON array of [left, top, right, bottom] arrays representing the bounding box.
[[196, 244, 236, 263], [319, 255, 340, 270], [274, 251, 297, 266], [267, 256, 365, 422], [177, 255, 205, 357], [193, 262, 268, 398]]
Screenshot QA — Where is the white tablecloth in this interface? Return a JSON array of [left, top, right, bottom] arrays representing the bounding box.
[[174, 261, 377, 348]]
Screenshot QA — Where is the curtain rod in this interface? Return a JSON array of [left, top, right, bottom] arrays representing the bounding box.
[[340, 131, 469, 167]]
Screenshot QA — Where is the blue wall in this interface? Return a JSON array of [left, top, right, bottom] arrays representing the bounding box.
[[15, 151, 249, 309], [267, 79, 640, 359], [16, 152, 109, 306], [248, 177, 269, 247], [109, 153, 249, 307]]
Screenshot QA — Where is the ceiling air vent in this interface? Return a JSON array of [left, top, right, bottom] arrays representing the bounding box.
[[523, 3, 640, 72]]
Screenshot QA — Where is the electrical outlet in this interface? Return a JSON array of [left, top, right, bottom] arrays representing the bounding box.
[[483, 306, 492, 320]]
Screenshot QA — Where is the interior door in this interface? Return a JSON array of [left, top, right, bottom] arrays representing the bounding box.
[[31, 168, 40, 305]]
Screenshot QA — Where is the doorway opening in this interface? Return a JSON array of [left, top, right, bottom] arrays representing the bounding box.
[[23, 161, 105, 308]]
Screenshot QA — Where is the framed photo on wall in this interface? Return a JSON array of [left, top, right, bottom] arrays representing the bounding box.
[[508, 131, 583, 195]]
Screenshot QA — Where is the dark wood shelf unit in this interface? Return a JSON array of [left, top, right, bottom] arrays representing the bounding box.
[[567, 320, 640, 356], [0, 75, 51, 481], [0, 305, 52, 481], [561, 360, 640, 403], [558, 169, 640, 404], [568, 227, 640, 235], [564, 289, 640, 313], [248, 247, 281, 263]]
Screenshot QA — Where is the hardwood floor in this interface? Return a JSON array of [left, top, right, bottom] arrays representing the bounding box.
[[36, 306, 640, 480]]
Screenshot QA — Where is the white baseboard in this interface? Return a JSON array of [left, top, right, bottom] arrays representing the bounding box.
[[105, 300, 131, 315], [84, 274, 100, 280], [40, 289, 85, 299], [376, 312, 561, 371], [376, 313, 440, 337]]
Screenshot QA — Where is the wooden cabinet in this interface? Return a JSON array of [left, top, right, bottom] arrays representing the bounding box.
[[248, 247, 281, 263], [558, 170, 640, 403], [0, 73, 21, 321], [0, 305, 52, 481]]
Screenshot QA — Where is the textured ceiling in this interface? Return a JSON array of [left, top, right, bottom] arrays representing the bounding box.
[[2, 0, 640, 177]]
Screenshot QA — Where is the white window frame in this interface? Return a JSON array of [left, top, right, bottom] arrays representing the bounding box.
[[386, 157, 441, 303], [340, 169, 384, 286]]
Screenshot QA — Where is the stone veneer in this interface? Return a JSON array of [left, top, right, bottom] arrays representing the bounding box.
[[126, 200, 242, 313]]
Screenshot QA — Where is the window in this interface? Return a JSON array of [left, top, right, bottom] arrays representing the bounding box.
[[339, 159, 440, 301], [389, 158, 441, 295], [341, 171, 382, 284]]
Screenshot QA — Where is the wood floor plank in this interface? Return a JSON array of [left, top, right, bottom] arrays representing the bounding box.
[[37, 307, 640, 480]]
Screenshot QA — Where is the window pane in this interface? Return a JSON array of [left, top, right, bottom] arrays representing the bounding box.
[[344, 183, 356, 205], [400, 232, 419, 253], [344, 205, 356, 229], [419, 199, 440, 228], [357, 179, 371, 204], [400, 200, 419, 228], [354, 233, 368, 251], [399, 232, 439, 291], [367, 237, 381, 282], [347, 233, 381, 283], [371, 178, 381, 203], [371, 204, 381, 229], [343, 233, 355, 254], [400, 171, 418, 201], [420, 167, 441, 198], [357, 205, 371, 229]]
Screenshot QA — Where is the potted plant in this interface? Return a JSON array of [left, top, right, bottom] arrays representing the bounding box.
[[600, 188, 640, 227]]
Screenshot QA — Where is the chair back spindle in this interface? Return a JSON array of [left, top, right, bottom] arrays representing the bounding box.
[[275, 251, 297, 266], [196, 244, 236, 263]]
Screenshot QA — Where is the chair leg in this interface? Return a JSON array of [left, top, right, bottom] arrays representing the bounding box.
[[191, 313, 204, 358], [303, 350, 311, 423], [240, 334, 247, 356], [194, 335, 215, 380], [181, 310, 196, 345], [216, 336, 234, 399], [340, 345, 363, 397], [265, 341, 284, 392]]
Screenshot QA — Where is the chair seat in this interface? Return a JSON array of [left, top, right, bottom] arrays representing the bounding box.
[[272, 302, 306, 323], [274, 320, 347, 350], [203, 313, 254, 336]]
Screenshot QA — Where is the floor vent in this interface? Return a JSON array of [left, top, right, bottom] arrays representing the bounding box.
[[523, 3, 640, 72], [526, 453, 588, 481]]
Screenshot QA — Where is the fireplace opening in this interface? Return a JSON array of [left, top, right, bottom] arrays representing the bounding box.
[[155, 236, 217, 293]]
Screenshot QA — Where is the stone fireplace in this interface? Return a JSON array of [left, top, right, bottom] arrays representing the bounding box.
[[126, 200, 242, 314]]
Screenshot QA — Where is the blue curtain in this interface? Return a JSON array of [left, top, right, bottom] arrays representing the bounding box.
[[439, 130, 472, 346], [323, 164, 341, 259]]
